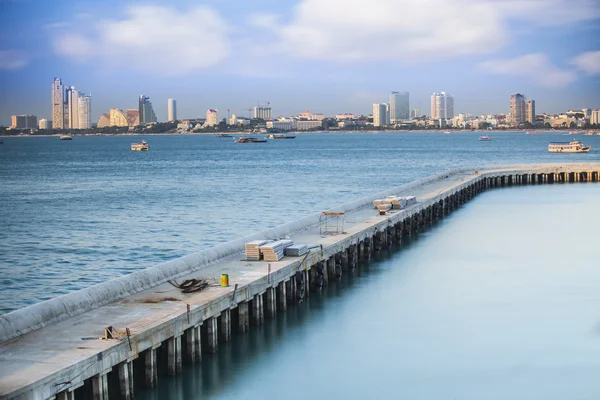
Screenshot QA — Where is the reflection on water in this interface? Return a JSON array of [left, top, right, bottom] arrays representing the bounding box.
[[139, 184, 600, 400]]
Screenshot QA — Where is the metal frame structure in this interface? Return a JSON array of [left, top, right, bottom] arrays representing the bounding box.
[[319, 211, 346, 236]]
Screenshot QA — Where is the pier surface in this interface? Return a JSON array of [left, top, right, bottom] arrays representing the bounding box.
[[1, 163, 598, 400]]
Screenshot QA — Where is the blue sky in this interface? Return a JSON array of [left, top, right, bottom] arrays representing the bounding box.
[[1, 0, 599, 125]]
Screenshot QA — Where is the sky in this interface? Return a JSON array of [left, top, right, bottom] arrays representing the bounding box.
[[0, 0, 599, 125]]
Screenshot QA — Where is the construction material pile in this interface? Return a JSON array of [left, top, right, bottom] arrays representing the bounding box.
[[245, 240, 270, 261], [373, 195, 417, 210], [260, 240, 294, 262], [285, 244, 309, 257]]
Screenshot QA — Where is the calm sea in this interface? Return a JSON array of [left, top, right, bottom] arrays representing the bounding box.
[[0, 131, 598, 313]]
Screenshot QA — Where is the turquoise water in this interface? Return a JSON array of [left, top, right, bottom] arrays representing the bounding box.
[[138, 184, 600, 400], [0, 131, 598, 313]]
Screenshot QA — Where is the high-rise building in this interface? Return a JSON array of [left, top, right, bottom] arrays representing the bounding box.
[[10, 115, 37, 129], [373, 104, 387, 127], [510, 93, 526, 125], [52, 78, 64, 129], [78, 95, 92, 129], [125, 109, 140, 127], [254, 106, 272, 120], [389, 91, 410, 122], [431, 92, 454, 120], [168, 99, 177, 121], [66, 87, 80, 129], [591, 110, 600, 125], [139, 95, 157, 124], [205, 109, 218, 127], [38, 118, 51, 130], [526, 100, 535, 125], [411, 108, 421, 119], [109, 109, 129, 127]]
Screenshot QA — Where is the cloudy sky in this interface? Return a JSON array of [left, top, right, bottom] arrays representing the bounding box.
[[1, 0, 599, 125]]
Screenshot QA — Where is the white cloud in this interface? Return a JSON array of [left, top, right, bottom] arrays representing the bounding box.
[[0, 50, 28, 70], [52, 5, 229, 75], [571, 51, 600, 75], [266, 0, 599, 62], [478, 53, 576, 88], [246, 13, 281, 30]]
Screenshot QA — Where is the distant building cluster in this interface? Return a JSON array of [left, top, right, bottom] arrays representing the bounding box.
[[5, 78, 599, 133], [51, 78, 92, 129]]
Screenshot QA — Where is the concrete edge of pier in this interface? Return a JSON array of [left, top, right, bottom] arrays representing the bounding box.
[[0, 162, 597, 345]]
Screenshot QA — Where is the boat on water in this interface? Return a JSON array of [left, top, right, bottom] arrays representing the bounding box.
[[525, 131, 540, 135], [478, 135, 492, 141], [59, 135, 72, 140], [131, 140, 149, 151], [443, 131, 451, 134], [266, 133, 296, 139], [217, 133, 233, 138], [548, 140, 591, 153], [234, 137, 267, 143]]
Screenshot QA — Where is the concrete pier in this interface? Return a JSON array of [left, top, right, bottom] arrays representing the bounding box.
[[1, 163, 598, 400]]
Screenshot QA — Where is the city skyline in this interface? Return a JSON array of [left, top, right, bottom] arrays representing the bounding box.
[[1, 0, 599, 125]]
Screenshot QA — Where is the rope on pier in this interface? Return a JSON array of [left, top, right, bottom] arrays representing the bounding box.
[[168, 278, 216, 293]]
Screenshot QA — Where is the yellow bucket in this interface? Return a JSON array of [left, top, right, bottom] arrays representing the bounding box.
[[221, 274, 229, 287]]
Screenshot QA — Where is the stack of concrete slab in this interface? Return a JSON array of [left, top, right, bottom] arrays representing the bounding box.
[[245, 240, 271, 261], [373, 195, 417, 210], [260, 240, 294, 262], [285, 244, 308, 257]]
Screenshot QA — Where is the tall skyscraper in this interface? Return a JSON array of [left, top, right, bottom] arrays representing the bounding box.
[[253, 105, 272, 120], [67, 87, 80, 129], [139, 95, 157, 124], [373, 104, 387, 127], [52, 78, 64, 129], [389, 91, 410, 122], [526, 100, 535, 125], [168, 99, 177, 121], [430, 92, 454, 120], [39, 118, 51, 130], [78, 95, 92, 129], [510, 93, 526, 125]]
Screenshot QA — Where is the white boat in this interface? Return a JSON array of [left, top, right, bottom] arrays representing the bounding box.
[[59, 135, 72, 140], [131, 140, 149, 151], [548, 140, 591, 153], [478, 135, 492, 141], [443, 131, 451, 134], [266, 134, 296, 139]]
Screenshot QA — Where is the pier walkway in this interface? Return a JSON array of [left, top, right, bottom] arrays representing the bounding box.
[[1, 163, 599, 399]]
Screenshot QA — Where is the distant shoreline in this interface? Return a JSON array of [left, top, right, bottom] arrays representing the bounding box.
[[0, 129, 578, 138]]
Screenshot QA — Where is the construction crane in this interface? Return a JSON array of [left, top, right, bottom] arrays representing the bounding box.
[[241, 109, 253, 119]]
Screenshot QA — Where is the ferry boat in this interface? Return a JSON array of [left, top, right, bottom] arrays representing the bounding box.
[[217, 133, 233, 138], [234, 137, 267, 143], [131, 140, 149, 151], [266, 134, 296, 139], [478, 135, 492, 141], [443, 131, 451, 134], [59, 135, 72, 140], [548, 140, 590, 153]]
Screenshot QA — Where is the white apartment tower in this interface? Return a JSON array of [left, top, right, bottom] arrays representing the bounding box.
[[67, 87, 80, 129], [205, 109, 218, 127], [168, 99, 177, 121], [389, 91, 410, 122], [431, 92, 454, 120], [52, 78, 64, 129], [253, 106, 272, 120], [373, 104, 388, 127], [78, 95, 92, 129]]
